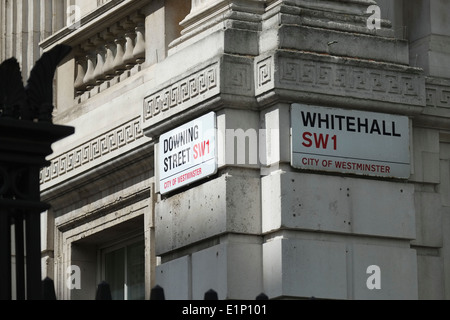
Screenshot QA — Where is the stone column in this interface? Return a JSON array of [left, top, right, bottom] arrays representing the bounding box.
[[257, 0, 423, 300], [403, 0, 450, 300], [0, 0, 64, 79], [405, 0, 450, 79]]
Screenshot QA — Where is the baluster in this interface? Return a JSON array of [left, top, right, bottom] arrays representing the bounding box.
[[93, 34, 106, 85], [122, 31, 136, 69], [72, 13, 148, 100], [74, 59, 87, 93], [74, 58, 87, 94], [102, 28, 116, 80], [133, 22, 146, 64], [112, 23, 126, 75], [82, 41, 97, 89], [74, 45, 87, 94], [122, 17, 137, 69]]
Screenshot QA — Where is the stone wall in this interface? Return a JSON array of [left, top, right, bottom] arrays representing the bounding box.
[[22, 0, 450, 299]]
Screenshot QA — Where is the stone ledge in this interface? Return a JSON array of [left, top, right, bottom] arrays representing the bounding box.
[[276, 25, 408, 65], [263, 0, 395, 39]]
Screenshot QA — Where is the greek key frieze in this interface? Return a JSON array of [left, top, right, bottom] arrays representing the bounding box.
[[257, 57, 272, 87], [143, 63, 219, 121], [40, 118, 144, 185], [223, 60, 253, 94], [426, 85, 450, 109], [256, 55, 424, 105]]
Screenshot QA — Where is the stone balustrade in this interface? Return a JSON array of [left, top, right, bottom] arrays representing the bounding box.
[[73, 12, 146, 100]]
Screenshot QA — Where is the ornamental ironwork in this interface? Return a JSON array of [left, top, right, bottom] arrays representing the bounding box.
[[0, 44, 73, 300]]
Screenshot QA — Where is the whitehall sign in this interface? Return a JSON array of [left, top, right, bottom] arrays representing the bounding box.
[[291, 104, 410, 178], [159, 112, 217, 194]]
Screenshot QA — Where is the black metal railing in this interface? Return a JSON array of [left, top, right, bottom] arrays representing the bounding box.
[[39, 277, 270, 300], [0, 44, 74, 300]]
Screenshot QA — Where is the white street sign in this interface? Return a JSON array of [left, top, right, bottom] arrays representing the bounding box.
[[159, 112, 217, 194], [291, 104, 410, 178]]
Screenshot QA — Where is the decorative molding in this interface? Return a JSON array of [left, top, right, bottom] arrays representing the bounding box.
[[426, 84, 450, 109], [73, 11, 146, 99], [281, 57, 423, 104], [256, 56, 273, 89], [143, 62, 219, 122], [223, 59, 254, 95], [256, 54, 426, 107], [40, 117, 144, 186], [57, 188, 150, 233]]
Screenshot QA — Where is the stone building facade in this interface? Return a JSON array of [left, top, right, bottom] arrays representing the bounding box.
[[2, 0, 449, 300]]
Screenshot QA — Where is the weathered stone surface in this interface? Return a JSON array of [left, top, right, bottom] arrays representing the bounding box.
[[262, 171, 416, 239], [14, 0, 448, 300], [263, 237, 348, 300], [256, 50, 425, 112], [264, 237, 418, 300], [156, 239, 263, 300], [155, 168, 261, 255], [352, 243, 418, 300]]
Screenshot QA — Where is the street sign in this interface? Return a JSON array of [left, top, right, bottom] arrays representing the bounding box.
[[291, 104, 410, 178], [159, 112, 217, 194]]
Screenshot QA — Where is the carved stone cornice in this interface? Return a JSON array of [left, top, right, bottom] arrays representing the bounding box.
[[256, 50, 426, 113], [143, 49, 427, 139], [143, 54, 257, 137]]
